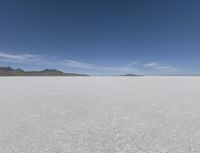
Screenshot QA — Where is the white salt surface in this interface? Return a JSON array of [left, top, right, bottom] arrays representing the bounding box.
[[0, 77, 200, 153]]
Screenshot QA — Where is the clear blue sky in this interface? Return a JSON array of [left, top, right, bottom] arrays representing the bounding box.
[[0, 0, 200, 75]]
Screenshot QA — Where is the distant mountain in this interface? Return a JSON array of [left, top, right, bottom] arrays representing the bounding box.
[[0, 67, 89, 76], [122, 74, 142, 76]]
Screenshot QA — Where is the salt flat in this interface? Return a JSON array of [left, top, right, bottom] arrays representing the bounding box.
[[0, 77, 200, 153]]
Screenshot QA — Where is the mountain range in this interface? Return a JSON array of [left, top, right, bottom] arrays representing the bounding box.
[[0, 67, 89, 76]]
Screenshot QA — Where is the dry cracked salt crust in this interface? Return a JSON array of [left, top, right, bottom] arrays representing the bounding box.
[[0, 76, 200, 153]]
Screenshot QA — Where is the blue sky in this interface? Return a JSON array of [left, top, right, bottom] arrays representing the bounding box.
[[0, 0, 200, 75]]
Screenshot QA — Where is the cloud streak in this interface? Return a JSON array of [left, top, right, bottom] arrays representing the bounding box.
[[156, 66, 177, 71], [97, 66, 137, 72], [0, 52, 41, 63], [127, 61, 137, 67], [63, 60, 93, 69], [0, 52, 177, 75], [144, 61, 177, 72], [144, 62, 158, 67], [0, 52, 138, 74]]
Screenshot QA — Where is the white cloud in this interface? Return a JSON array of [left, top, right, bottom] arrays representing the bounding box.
[[156, 66, 177, 71], [144, 62, 158, 67], [64, 60, 92, 69], [127, 61, 137, 67], [63, 59, 138, 73], [157, 66, 171, 69], [0, 51, 177, 75], [143, 61, 177, 73], [98, 66, 137, 72], [0, 52, 41, 63]]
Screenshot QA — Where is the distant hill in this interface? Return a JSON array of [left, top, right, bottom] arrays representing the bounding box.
[[0, 67, 89, 76], [122, 74, 142, 76]]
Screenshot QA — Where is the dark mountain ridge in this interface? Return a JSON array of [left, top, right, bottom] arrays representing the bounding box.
[[0, 67, 89, 76]]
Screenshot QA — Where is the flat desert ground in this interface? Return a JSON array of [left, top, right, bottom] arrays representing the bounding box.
[[0, 77, 200, 153]]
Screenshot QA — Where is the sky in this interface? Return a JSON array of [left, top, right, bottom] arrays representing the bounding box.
[[0, 0, 200, 75]]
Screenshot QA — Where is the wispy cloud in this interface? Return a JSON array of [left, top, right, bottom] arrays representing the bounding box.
[[63, 60, 92, 69], [0, 52, 93, 68], [156, 66, 177, 71], [98, 66, 137, 72], [63, 60, 137, 73], [144, 61, 177, 72], [127, 61, 137, 67], [0, 51, 178, 75], [144, 62, 158, 67], [0, 52, 41, 63], [63, 60, 138, 74]]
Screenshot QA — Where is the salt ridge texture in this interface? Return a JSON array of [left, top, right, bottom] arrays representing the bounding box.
[[0, 77, 200, 153]]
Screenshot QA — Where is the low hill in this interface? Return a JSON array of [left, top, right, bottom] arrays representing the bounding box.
[[0, 67, 89, 76], [122, 74, 142, 76]]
